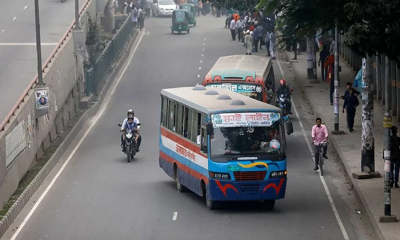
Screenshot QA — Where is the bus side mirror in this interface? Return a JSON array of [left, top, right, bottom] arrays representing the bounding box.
[[286, 120, 294, 135], [206, 122, 214, 135]]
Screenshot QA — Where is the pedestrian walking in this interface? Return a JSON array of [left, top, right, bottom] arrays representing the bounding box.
[[318, 45, 330, 81], [236, 18, 244, 42], [145, 0, 151, 17], [131, 4, 138, 28], [269, 31, 276, 59], [264, 29, 270, 56], [390, 126, 400, 188], [138, 7, 145, 30], [244, 30, 253, 55], [343, 88, 359, 132], [229, 17, 236, 40]]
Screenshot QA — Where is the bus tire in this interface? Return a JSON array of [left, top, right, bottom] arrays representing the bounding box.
[[202, 181, 217, 210], [175, 165, 186, 193], [262, 200, 275, 210]]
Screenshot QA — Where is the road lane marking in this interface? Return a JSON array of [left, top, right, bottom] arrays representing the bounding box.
[[24, 6, 28, 9], [200, 60, 202, 63], [197, 75, 200, 78], [204, 38, 206, 40], [276, 57, 350, 240], [0, 43, 58, 46], [13, 17, 16, 21], [202, 48, 204, 51], [203, 43, 205, 45], [172, 212, 178, 220], [0, 30, 4, 34], [9, 29, 146, 240], [199, 67, 201, 70], [201, 54, 203, 56]]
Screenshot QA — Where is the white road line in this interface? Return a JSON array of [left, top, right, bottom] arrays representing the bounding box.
[[204, 38, 206, 40], [24, 6, 28, 9], [9, 29, 146, 240], [276, 58, 350, 240], [0, 43, 58, 46], [12, 17, 16, 21], [202, 48, 204, 51], [172, 212, 178, 221], [200, 60, 202, 63], [203, 43, 205, 45], [201, 54, 203, 57], [0, 30, 4, 34], [197, 75, 200, 78], [199, 67, 201, 70]]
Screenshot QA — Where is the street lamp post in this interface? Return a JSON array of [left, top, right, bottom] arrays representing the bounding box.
[[332, 20, 344, 135], [34, 0, 44, 86]]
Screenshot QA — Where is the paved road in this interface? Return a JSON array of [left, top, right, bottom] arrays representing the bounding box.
[[2, 16, 363, 240], [0, 0, 86, 124]]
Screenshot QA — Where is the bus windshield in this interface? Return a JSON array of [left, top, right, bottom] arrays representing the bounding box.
[[205, 83, 263, 101], [210, 112, 284, 162]]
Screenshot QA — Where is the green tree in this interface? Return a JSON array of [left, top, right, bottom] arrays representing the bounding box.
[[258, 0, 400, 63]]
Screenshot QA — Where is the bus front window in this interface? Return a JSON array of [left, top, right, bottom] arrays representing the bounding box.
[[210, 122, 283, 160]]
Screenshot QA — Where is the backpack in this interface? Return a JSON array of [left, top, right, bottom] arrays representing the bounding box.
[[139, 10, 144, 19]]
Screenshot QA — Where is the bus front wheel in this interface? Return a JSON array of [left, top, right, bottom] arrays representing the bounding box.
[[175, 167, 186, 193], [262, 200, 275, 210], [202, 182, 218, 210]]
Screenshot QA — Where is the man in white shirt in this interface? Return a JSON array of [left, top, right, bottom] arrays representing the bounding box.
[[230, 18, 236, 40], [236, 18, 244, 42]]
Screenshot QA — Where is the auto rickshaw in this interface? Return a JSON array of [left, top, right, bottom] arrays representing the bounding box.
[[171, 9, 190, 34], [179, 3, 196, 26]]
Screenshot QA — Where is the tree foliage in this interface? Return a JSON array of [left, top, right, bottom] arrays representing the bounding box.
[[209, 0, 259, 11], [258, 0, 400, 63]]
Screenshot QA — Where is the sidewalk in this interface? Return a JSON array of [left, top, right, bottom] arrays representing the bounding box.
[[284, 51, 400, 240]]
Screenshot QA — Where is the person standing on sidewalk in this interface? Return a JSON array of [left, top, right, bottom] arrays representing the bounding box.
[[137, 7, 145, 30], [244, 30, 253, 55], [343, 88, 359, 132], [312, 117, 328, 171], [318, 45, 330, 81], [236, 18, 244, 42], [390, 126, 400, 188], [229, 17, 236, 40], [269, 31, 276, 59]]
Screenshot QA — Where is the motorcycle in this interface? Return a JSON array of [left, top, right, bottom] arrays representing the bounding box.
[[276, 90, 292, 116], [118, 123, 141, 162]]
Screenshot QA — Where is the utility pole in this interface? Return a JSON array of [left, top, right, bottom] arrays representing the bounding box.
[[379, 55, 396, 223], [34, 0, 44, 86], [360, 57, 375, 173], [34, 0, 49, 118], [75, 0, 80, 30], [332, 21, 344, 135]]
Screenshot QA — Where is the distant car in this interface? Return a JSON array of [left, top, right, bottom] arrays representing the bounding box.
[[152, 0, 178, 17]]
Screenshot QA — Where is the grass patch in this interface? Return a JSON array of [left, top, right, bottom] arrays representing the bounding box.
[[0, 109, 84, 221]]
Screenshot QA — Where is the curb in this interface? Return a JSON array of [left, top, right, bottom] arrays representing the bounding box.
[[281, 50, 385, 240], [0, 30, 139, 238]]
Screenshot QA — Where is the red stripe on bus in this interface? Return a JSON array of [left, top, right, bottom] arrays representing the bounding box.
[[160, 151, 209, 184], [160, 127, 207, 158]]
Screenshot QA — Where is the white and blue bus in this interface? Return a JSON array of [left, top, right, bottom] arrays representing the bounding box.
[[159, 85, 293, 209]]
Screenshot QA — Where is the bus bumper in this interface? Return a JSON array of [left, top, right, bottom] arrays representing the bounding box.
[[208, 178, 287, 201]]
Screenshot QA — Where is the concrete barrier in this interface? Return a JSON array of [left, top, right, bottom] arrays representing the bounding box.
[[0, 24, 139, 239], [0, 0, 97, 210]]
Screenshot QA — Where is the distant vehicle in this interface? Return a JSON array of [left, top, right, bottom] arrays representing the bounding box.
[[152, 0, 178, 17], [202, 55, 276, 104], [159, 85, 293, 210], [171, 9, 190, 34]]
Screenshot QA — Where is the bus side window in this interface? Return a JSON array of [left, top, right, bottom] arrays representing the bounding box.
[[189, 111, 199, 142], [183, 106, 188, 137], [168, 99, 177, 132], [200, 128, 208, 154], [161, 96, 168, 127], [176, 104, 183, 135]]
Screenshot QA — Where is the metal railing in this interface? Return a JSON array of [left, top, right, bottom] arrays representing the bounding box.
[[85, 14, 134, 96], [0, 0, 93, 132]]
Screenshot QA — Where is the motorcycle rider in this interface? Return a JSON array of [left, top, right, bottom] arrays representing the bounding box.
[[276, 79, 292, 114], [120, 109, 142, 152]]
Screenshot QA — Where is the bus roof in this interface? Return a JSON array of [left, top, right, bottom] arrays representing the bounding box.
[[206, 55, 272, 79], [161, 85, 280, 114]]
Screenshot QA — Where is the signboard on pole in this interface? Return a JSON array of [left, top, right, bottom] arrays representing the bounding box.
[[35, 86, 49, 118]]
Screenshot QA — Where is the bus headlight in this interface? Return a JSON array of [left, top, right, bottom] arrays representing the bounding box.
[[270, 170, 287, 178], [209, 171, 231, 180]]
